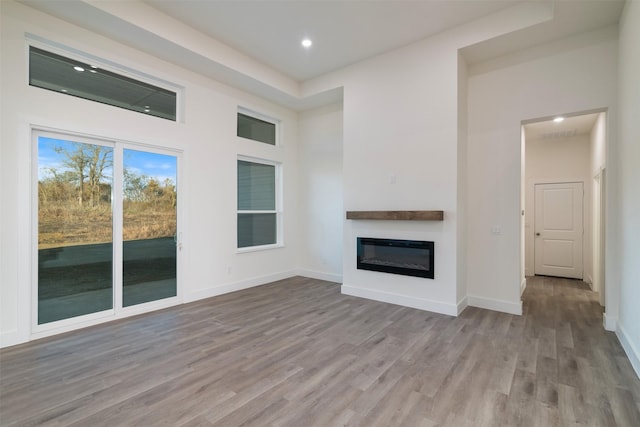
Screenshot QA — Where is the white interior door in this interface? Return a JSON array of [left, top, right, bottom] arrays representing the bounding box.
[[534, 182, 584, 279]]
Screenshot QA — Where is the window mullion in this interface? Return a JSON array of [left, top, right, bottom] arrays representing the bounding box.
[[112, 145, 124, 311]]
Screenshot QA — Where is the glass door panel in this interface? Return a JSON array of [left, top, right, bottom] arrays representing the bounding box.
[[37, 136, 113, 324], [122, 149, 177, 307]]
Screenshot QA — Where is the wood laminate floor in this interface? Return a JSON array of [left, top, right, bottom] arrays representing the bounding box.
[[1, 276, 639, 426]]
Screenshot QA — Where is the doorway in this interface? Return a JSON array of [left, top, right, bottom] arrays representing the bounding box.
[[34, 129, 181, 330], [522, 111, 606, 296]]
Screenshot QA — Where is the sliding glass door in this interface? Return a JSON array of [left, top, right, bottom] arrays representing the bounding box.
[[122, 149, 177, 306], [36, 131, 179, 327], [37, 136, 114, 324]]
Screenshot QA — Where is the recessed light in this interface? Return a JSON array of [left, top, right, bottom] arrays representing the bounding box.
[[73, 66, 85, 72], [61, 89, 68, 92], [553, 117, 565, 123], [144, 109, 150, 113], [301, 38, 312, 48]]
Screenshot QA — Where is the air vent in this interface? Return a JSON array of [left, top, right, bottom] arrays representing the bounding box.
[[541, 129, 577, 139]]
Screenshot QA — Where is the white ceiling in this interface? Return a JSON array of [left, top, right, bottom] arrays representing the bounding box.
[[144, 0, 526, 82], [143, 0, 624, 82], [524, 112, 600, 141], [19, 0, 625, 108]]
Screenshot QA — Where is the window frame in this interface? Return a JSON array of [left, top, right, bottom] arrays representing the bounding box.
[[236, 155, 283, 252], [31, 126, 184, 339], [26, 36, 183, 122], [237, 107, 281, 146]]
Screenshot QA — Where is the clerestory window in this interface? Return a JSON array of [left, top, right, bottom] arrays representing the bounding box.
[[29, 45, 177, 121], [237, 109, 278, 145]]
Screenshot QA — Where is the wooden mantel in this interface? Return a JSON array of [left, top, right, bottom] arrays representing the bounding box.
[[346, 210, 444, 221]]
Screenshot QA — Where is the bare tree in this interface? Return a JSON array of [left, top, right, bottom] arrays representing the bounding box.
[[55, 143, 87, 206], [123, 168, 146, 202], [54, 142, 112, 207], [86, 145, 112, 207]]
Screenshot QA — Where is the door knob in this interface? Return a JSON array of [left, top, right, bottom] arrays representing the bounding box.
[[536, 233, 541, 236]]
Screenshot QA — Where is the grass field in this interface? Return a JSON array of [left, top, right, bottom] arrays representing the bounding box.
[[39, 203, 176, 249]]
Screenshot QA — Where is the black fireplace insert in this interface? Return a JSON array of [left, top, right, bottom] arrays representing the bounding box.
[[357, 237, 434, 279]]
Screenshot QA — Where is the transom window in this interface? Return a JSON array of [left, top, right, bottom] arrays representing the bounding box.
[[29, 46, 177, 121], [237, 158, 281, 249], [237, 109, 278, 145]]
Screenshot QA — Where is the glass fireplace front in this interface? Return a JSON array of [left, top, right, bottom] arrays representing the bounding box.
[[357, 237, 434, 279]]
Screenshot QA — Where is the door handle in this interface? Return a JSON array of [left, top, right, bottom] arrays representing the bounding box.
[[535, 233, 541, 236]]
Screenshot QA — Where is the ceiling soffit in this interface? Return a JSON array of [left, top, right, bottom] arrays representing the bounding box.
[[18, 0, 623, 111]]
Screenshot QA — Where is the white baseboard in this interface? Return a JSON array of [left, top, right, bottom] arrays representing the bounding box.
[[585, 274, 593, 286], [186, 270, 297, 303], [617, 322, 640, 379], [0, 330, 27, 349], [456, 297, 468, 315], [340, 285, 458, 316], [603, 312, 617, 331], [467, 295, 523, 315], [521, 277, 527, 295], [296, 269, 342, 284]]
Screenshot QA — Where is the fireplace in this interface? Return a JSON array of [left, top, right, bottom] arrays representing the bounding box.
[[357, 237, 434, 279]]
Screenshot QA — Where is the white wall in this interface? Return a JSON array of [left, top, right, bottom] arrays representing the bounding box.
[[457, 53, 469, 305], [467, 26, 618, 316], [297, 103, 344, 283], [299, 1, 563, 316], [524, 134, 592, 280], [337, 38, 460, 315], [616, 0, 640, 377], [0, 1, 300, 346], [589, 112, 606, 299], [590, 112, 607, 176]]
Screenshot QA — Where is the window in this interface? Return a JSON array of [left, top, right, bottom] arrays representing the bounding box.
[[237, 110, 277, 145], [237, 158, 281, 249], [29, 46, 177, 121]]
